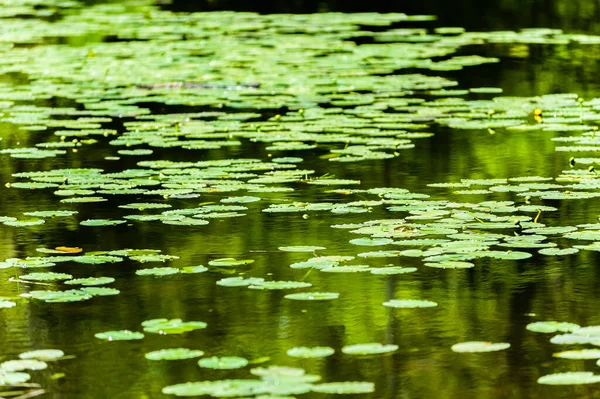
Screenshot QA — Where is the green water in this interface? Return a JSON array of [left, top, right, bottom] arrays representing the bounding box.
[[1, 0, 600, 398]]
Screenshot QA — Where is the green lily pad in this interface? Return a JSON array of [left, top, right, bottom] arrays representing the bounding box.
[[20, 272, 73, 282], [23, 289, 93, 303], [278, 246, 326, 252], [526, 321, 580, 333], [208, 258, 255, 267], [0, 299, 16, 309], [370, 267, 417, 275], [142, 318, 207, 334], [217, 277, 265, 287], [341, 343, 398, 355], [249, 281, 312, 290], [81, 287, 120, 296], [19, 349, 64, 361], [284, 292, 339, 301], [65, 277, 115, 286], [287, 346, 335, 358], [0, 371, 31, 385], [538, 372, 600, 385], [198, 356, 249, 369], [311, 382, 375, 394], [181, 265, 208, 274], [382, 299, 438, 308], [146, 348, 204, 361], [554, 349, 600, 359], [136, 267, 179, 276], [95, 330, 145, 341], [0, 360, 47, 372], [80, 219, 127, 226], [451, 341, 510, 353]]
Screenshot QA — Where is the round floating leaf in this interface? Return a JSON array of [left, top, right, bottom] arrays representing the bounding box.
[[20, 272, 72, 282], [0, 371, 31, 385], [24, 289, 92, 303], [349, 238, 393, 246], [181, 265, 208, 274], [217, 277, 265, 287], [208, 258, 255, 267], [284, 292, 339, 301], [278, 246, 326, 252], [119, 203, 172, 210], [94, 330, 144, 341], [145, 348, 204, 361], [538, 372, 600, 385], [287, 346, 335, 358], [249, 281, 312, 290], [81, 287, 120, 296], [451, 341, 510, 353], [198, 356, 248, 370], [19, 349, 64, 361], [24, 210, 78, 218], [65, 277, 115, 286], [142, 319, 207, 334], [221, 196, 261, 204], [136, 267, 179, 276], [538, 247, 579, 256], [526, 321, 580, 334], [4, 219, 45, 227], [1, 360, 47, 372], [554, 349, 600, 359], [0, 299, 16, 309], [312, 382, 375, 394], [341, 343, 398, 355], [370, 267, 417, 275], [424, 261, 474, 269], [80, 219, 126, 226], [383, 299, 438, 308]]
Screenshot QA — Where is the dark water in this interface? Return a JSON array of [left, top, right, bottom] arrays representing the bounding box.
[[1, 1, 600, 399]]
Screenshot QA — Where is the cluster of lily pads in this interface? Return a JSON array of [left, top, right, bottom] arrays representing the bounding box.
[[3, 0, 600, 395], [0, 348, 69, 397]]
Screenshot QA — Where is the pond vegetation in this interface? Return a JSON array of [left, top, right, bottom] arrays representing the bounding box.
[[2, 0, 600, 397]]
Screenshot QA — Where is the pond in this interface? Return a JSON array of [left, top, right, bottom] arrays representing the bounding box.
[[2, 0, 600, 397]]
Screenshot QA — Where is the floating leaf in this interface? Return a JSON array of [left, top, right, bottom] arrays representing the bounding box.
[[312, 382, 374, 394], [341, 343, 398, 355], [554, 349, 600, 359], [526, 321, 580, 333], [198, 356, 249, 370], [94, 330, 144, 341], [19, 349, 64, 361], [142, 318, 207, 334], [284, 292, 339, 301], [146, 348, 204, 361], [287, 346, 335, 358], [382, 299, 438, 308], [0, 360, 47, 372], [538, 372, 600, 385], [65, 277, 115, 286], [136, 267, 179, 276], [20, 272, 73, 282], [451, 341, 510, 353], [208, 258, 255, 267], [278, 246, 326, 252]]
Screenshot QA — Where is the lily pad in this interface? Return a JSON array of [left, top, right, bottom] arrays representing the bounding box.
[[146, 348, 205, 361], [19, 349, 64, 361], [95, 330, 145, 341], [538, 372, 600, 385], [451, 341, 510, 353], [284, 292, 340, 301], [287, 346, 335, 358], [136, 267, 179, 276], [382, 299, 438, 308], [311, 382, 375, 394], [198, 356, 249, 370], [341, 343, 398, 355], [142, 318, 207, 334]]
